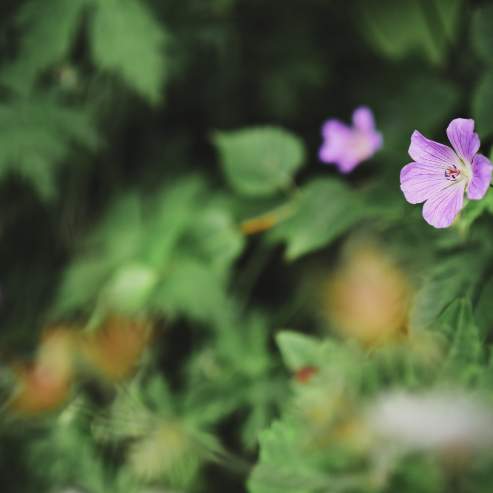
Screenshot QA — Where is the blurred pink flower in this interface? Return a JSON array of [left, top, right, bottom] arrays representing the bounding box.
[[319, 106, 383, 173]]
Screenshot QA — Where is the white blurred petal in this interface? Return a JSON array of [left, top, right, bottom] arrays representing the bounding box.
[[366, 391, 493, 452]]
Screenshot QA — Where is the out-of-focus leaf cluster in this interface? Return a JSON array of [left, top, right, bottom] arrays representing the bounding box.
[[2, 1, 493, 493]]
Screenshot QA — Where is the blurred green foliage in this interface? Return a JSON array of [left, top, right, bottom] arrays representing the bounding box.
[[2, 1, 493, 493]]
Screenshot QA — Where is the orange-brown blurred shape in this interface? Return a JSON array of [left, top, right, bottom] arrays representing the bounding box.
[[80, 316, 153, 382], [322, 243, 412, 346], [8, 327, 78, 415], [8, 317, 152, 415], [241, 212, 279, 235], [240, 204, 293, 235]]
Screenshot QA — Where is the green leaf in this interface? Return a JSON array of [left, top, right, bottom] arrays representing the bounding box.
[[440, 299, 483, 376], [1, 0, 90, 93], [276, 331, 320, 371], [150, 257, 229, 325], [143, 375, 173, 412], [0, 97, 99, 200], [379, 74, 459, 149], [53, 257, 112, 316], [248, 419, 327, 493], [268, 178, 367, 260], [472, 70, 493, 139], [479, 349, 493, 391], [90, 192, 145, 266], [455, 193, 493, 233], [213, 126, 305, 197], [90, 0, 167, 104], [410, 252, 485, 331], [434, 0, 463, 40], [475, 276, 493, 336], [31, 422, 110, 493], [185, 199, 245, 274], [472, 4, 493, 63], [360, 0, 461, 65], [389, 455, 445, 493], [54, 180, 230, 319], [145, 177, 207, 268], [53, 193, 144, 315]]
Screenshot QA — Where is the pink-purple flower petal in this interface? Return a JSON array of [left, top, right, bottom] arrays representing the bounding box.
[[408, 131, 458, 169], [336, 155, 361, 174], [319, 120, 350, 162], [422, 181, 465, 229], [400, 162, 448, 204], [468, 154, 493, 200], [319, 107, 382, 173], [446, 118, 480, 164], [401, 118, 492, 229], [352, 106, 375, 131], [321, 119, 349, 139]]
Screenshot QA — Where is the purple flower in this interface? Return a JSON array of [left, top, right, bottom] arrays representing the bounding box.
[[400, 119, 493, 229], [319, 106, 383, 173]]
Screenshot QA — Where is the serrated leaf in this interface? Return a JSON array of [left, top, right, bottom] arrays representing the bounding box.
[[440, 299, 483, 375], [1, 0, 90, 93], [214, 126, 305, 196], [127, 422, 199, 485], [90, 0, 167, 104], [248, 419, 326, 493], [472, 70, 493, 139], [0, 97, 99, 200], [268, 178, 367, 260], [410, 253, 485, 331]]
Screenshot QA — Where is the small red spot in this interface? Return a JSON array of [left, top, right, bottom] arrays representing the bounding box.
[[294, 366, 318, 383]]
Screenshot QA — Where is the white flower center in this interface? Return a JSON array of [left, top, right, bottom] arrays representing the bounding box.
[[352, 131, 372, 158], [445, 160, 471, 184]]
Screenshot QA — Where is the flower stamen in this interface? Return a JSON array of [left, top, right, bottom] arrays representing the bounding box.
[[445, 165, 461, 182]]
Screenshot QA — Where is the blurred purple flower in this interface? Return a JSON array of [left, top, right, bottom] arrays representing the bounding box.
[[319, 106, 383, 173], [400, 119, 493, 229]]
